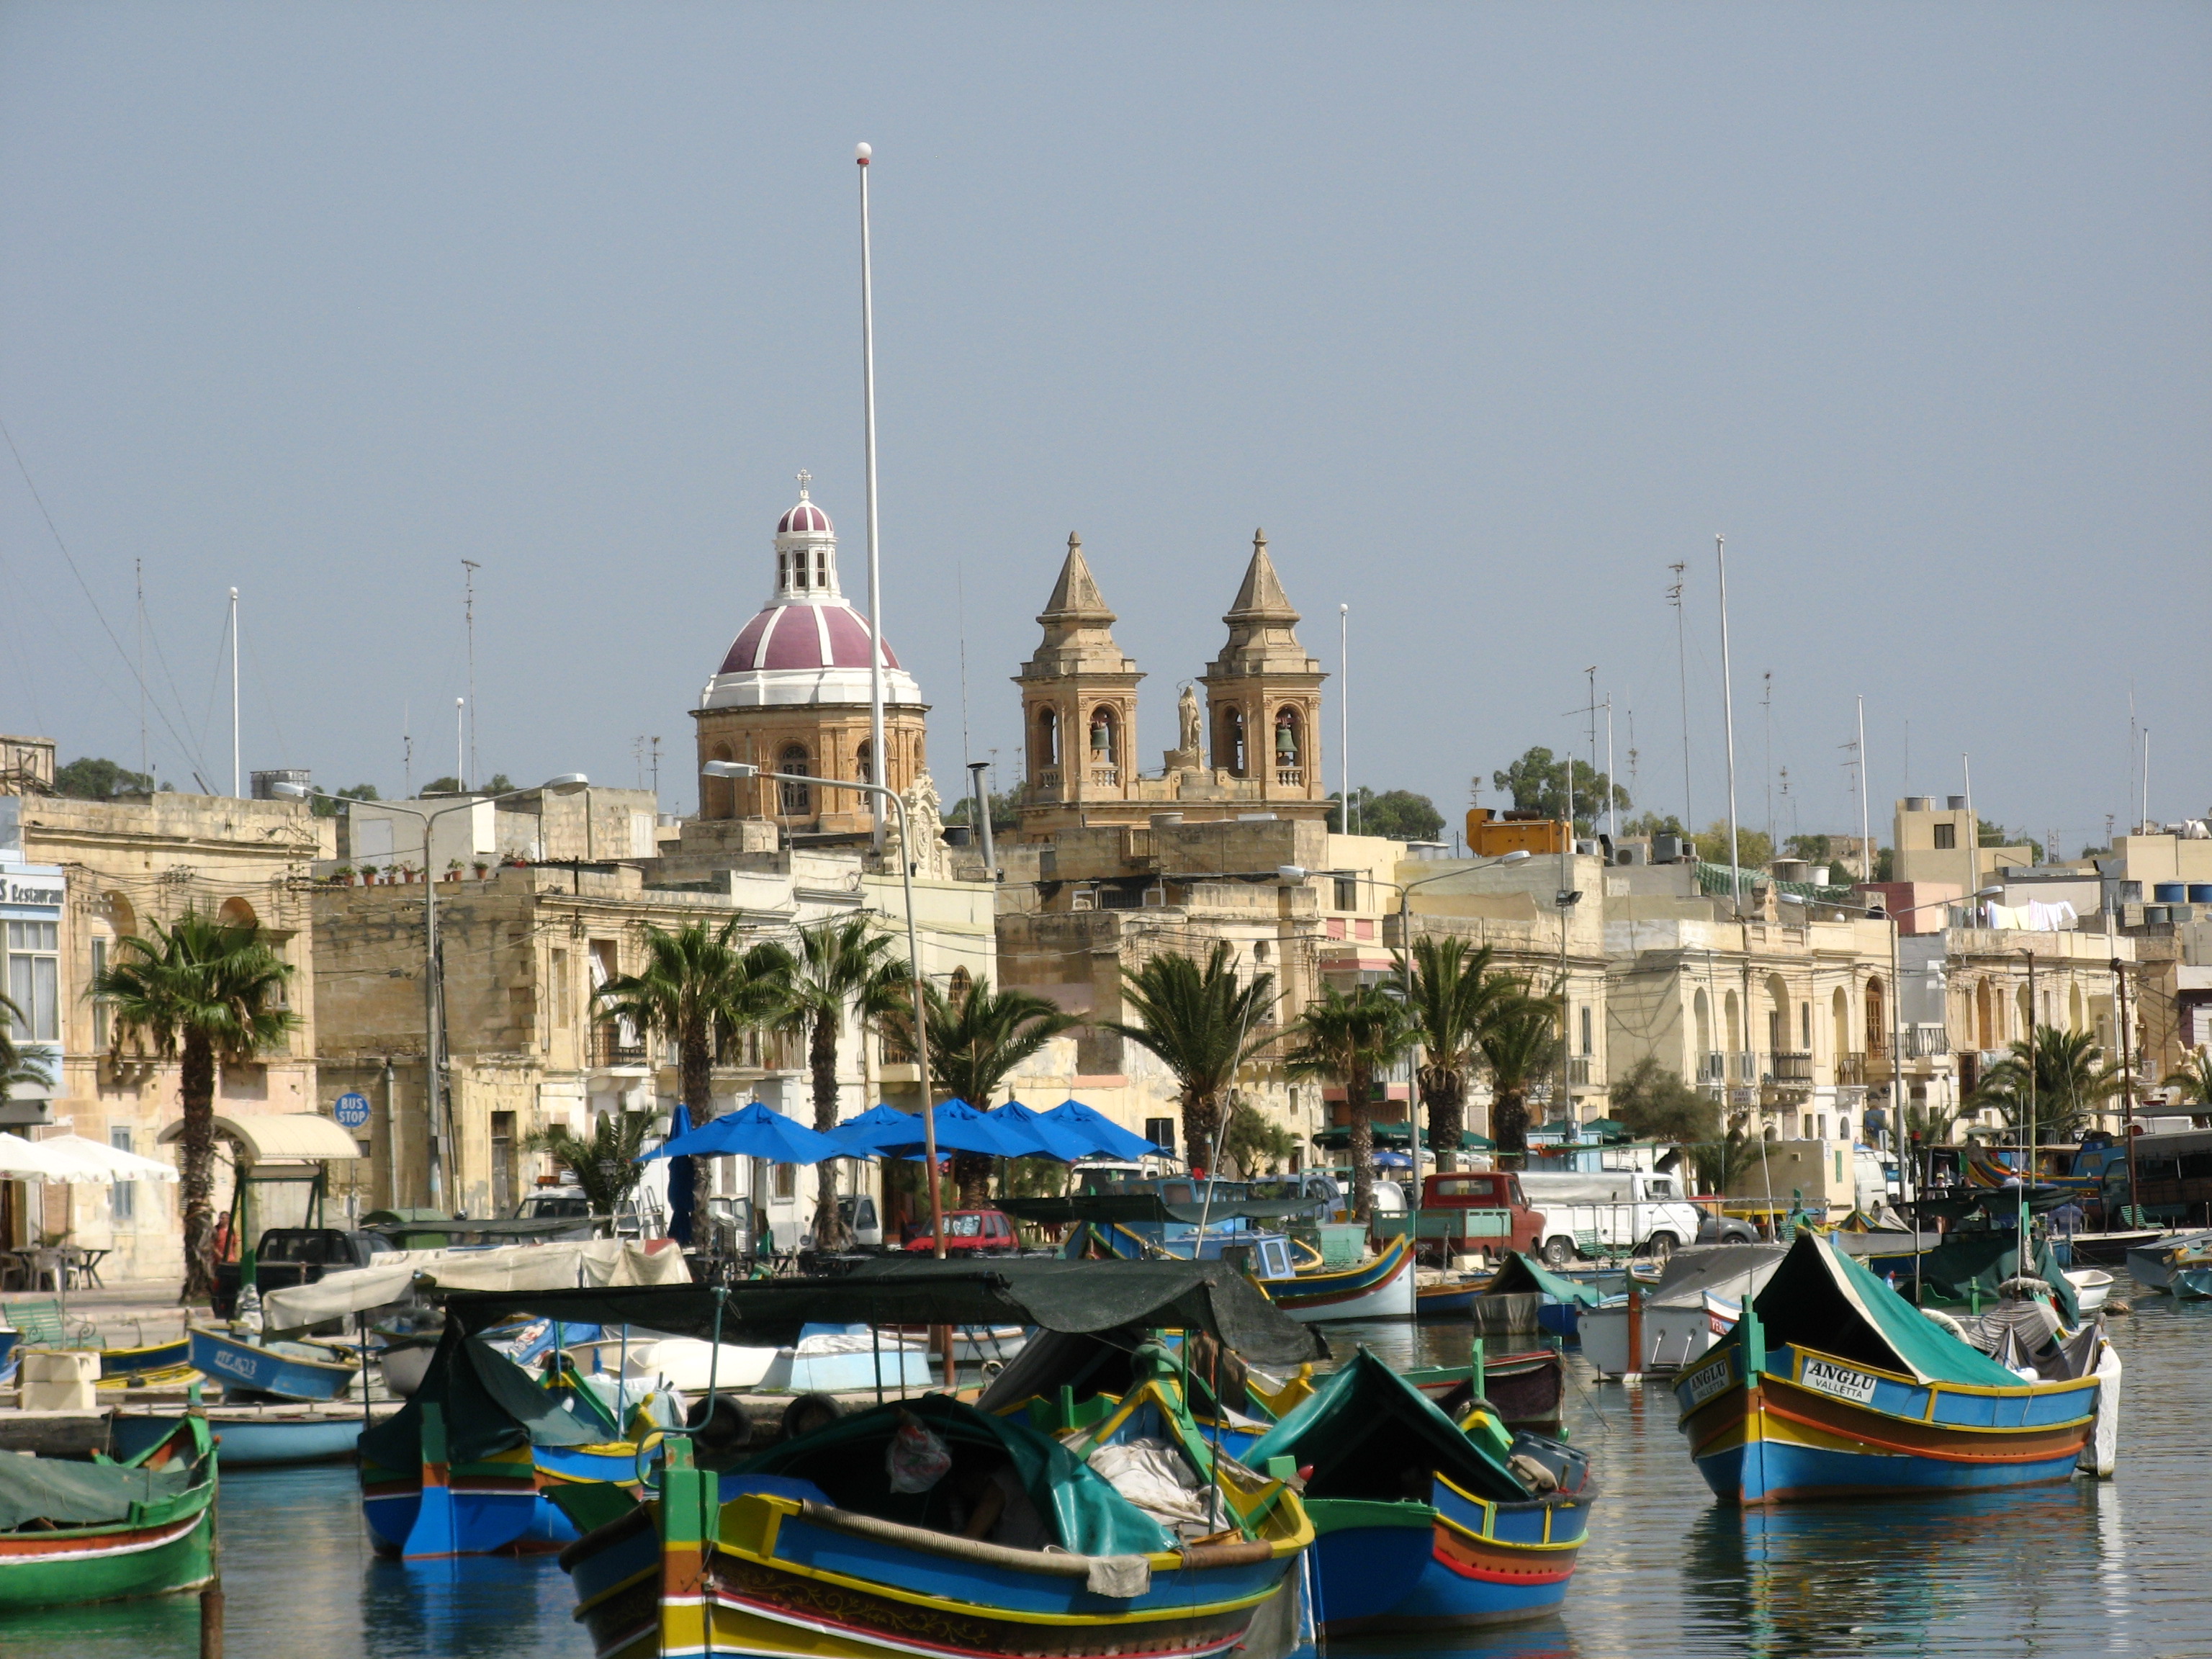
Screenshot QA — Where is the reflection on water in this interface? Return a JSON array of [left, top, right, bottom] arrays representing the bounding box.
[[4, 1300, 2208, 1659]]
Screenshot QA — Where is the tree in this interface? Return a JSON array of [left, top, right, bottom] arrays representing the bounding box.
[[1610, 1056, 1719, 1145], [1284, 984, 1411, 1223], [1398, 937, 1521, 1171], [54, 757, 155, 800], [1327, 788, 1445, 841], [1101, 943, 1278, 1166], [1621, 811, 1689, 841], [1490, 747, 1629, 835], [1972, 1028, 2121, 1145], [0, 991, 54, 1102], [91, 911, 297, 1303], [896, 976, 1078, 1205], [1979, 818, 2044, 865], [311, 783, 380, 819], [530, 1110, 657, 1221], [770, 917, 910, 1246], [944, 788, 1020, 834], [1692, 822, 1775, 871], [1220, 1099, 1296, 1177], [2161, 1052, 2212, 1111], [1478, 988, 1559, 1165], [598, 922, 786, 1233]]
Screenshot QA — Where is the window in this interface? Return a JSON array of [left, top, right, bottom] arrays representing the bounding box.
[[91, 937, 109, 1049], [1143, 1117, 1176, 1157], [490, 1112, 517, 1215], [110, 1126, 136, 1223], [5, 920, 59, 1042], [773, 1161, 796, 1200], [551, 950, 572, 1028], [1800, 1004, 1812, 1050], [1580, 1006, 1593, 1056], [1933, 822, 1956, 850], [777, 745, 811, 816], [1332, 874, 1359, 911]]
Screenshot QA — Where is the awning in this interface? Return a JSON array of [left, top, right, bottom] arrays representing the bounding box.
[[157, 1112, 363, 1163], [999, 1193, 1325, 1227]]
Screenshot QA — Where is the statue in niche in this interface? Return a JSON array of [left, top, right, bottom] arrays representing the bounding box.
[[1178, 684, 1203, 760]]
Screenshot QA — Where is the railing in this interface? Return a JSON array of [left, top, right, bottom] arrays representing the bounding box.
[[1903, 1025, 1951, 1059], [1555, 1056, 1592, 1087], [1088, 764, 1118, 788], [590, 1024, 649, 1069], [1837, 1053, 1867, 1087], [1275, 767, 1303, 787], [1033, 768, 1061, 791], [1701, 1051, 1758, 1085], [1769, 1051, 1813, 1084]]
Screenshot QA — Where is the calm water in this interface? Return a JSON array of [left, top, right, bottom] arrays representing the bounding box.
[[8, 1298, 2208, 1659]]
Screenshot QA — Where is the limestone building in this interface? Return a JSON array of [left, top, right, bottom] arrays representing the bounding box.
[[692, 478, 927, 838], [1012, 531, 1331, 840]]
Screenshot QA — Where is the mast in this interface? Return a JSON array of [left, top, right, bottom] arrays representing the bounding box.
[[462, 560, 480, 791], [1339, 603, 1351, 833], [858, 143, 887, 845]]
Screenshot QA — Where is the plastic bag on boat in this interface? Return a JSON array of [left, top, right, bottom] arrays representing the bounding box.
[[886, 1410, 953, 1493]]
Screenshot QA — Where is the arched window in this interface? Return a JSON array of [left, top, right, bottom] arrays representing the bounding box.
[[217, 897, 258, 930], [1765, 973, 1790, 1053], [1831, 986, 1850, 1058], [778, 553, 791, 590], [106, 893, 138, 938], [1036, 707, 1059, 770], [1693, 987, 1712, 1060], [1723, 988, 1741, 1055], [1866, 977, 1886, 1053], [1089, 705, 1118, 769], [855, 740, 873, 784], [2068, 983, 2085, 1034], [1218, 706, 1246, 777], [1976, 979, 1995, 1051], [1274, 707, 1302, 775], [777, 745, 811, 816], [948, 966, 973, 1007], [814, 548, 828, 588]]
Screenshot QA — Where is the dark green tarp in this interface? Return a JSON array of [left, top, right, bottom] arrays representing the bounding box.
[[1485, 1252, 1603, 1307], [0, 1456, 194, 1531], [738, 1391, 1172, 1557], [1246, 1350, 1527, 1504], [1748, 1233, 2026, 1388], [445, 1257, 1326, 1370], [1863, 1232, 2080, 1325], [359, 1330, 603, 1473], [999, 1194, 1323, 1227]]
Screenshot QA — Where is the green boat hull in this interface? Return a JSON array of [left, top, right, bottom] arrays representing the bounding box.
[[0, 1492, 212, 1611]]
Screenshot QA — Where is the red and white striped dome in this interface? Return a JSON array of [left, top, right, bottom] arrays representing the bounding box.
[[777, 498, 832, 536], [719, 603, 901, 675]]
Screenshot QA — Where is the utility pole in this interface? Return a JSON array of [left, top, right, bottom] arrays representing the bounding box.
[[135, 559, 148, 784], [857, 143, 888, 846]]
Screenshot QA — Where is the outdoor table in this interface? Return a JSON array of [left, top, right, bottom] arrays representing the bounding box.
[[65, 1246, 109, 1289]]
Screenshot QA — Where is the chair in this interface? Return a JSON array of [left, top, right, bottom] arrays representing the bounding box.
[[1, 1296, 102, 1349]]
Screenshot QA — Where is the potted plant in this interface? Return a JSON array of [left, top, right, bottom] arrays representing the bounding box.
[[331, 866, 354, 886], [473, 860, 492, 880], [445, 860, 464, 883]]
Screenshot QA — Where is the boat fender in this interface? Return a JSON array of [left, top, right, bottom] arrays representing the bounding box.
[[1920, 1308, 1968, 1340]]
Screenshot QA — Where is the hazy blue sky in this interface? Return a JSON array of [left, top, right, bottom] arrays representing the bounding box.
[[3, 4, 2205, 852]]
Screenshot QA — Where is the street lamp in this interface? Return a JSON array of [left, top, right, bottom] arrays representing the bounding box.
[[335, 775, 588, 1210], [701, 760, 945, 1259]]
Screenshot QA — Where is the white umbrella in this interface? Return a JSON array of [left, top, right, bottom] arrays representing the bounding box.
[[30, 1133, 180, 1184], [0, 1131, 90, 1182]]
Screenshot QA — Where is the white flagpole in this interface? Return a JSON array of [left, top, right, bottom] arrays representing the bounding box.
[[858, 143, 887, 848], [1717, 536, 1742, 910]]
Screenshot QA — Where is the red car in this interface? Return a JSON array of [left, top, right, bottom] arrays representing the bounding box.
[[905, 1208, 1020, 1254]]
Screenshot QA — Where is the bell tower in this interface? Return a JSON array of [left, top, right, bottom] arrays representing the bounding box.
[[1200, 530, 1325, 807], [1012, 534, 1143, 839]]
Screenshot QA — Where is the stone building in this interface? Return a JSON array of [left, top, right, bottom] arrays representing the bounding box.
[[1012, 531, 1331, 840], [691, 479, 927, 839], [2, 784, 331, 1278]]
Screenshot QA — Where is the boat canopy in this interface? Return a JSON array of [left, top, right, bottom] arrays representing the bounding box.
[[1484, 1253, 1604, 1307], [739, 1390, 1175, 1558], [1748, 1233, 2028, 1388], [444, 1256, 1327, 1370], [999, 1193, 1322, 1228], [1246, 1349, 1529, 1505], [1640, 1244, 1789, 1311], [1861, 1231, 2080, 1324], [359, 1331, 604, 1475], [262, 1238, 689, 1332], [0, 1454, 197, 1531]]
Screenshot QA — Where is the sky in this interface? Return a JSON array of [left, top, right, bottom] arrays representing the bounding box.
[[1, 3, 2206, 855]]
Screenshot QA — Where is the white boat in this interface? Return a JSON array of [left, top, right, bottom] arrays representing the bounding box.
[[619, 1336, 781, 1393], [2064, 1267, 2113, 1313], [1577, 1244, 1786, 1377]]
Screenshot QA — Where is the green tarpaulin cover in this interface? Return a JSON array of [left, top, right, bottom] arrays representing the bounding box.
[[359, 1331, 603, 1473], [0, 1455, 194, 1531], [739, 1391, 1174, 1558], [1749, 1233, 2025, 1388], [1863, 1233, 2081, 1325], [1246, 1350, 1527, 1505], [1485, 1252, 1603, 1307], [446, 1257, 1326, 1370]]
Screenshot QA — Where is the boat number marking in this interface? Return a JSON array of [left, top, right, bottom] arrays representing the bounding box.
[[1682, 1357, 1732, 1405], [1800, 1358, 1877, 1405], [210, 1349, 258, 1377]]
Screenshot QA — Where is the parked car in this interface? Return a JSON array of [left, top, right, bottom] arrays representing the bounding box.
[[1696, 1208, 1760, 1245], [835, 1192, 884, 1249], [904, 1208, 1020, 1254], [212, 1228, 399, 1318]]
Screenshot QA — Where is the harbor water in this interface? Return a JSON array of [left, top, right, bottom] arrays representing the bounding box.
[[7, 1296, 2208, 1659]]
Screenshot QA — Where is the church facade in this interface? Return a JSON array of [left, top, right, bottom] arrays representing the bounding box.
[[1012, 530, 1332, 840]]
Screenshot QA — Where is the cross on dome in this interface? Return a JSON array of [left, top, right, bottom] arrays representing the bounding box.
[[795, 469, 811, 497]]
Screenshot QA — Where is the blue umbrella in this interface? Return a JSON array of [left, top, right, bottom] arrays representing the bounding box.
[[984, 1100, 1094, 1163], [1040, 1098, 1168, 1161], [640, 1101, 845, 1166], [826, 1103, 915, 1154], [842, 1098, 1033, 1160], [662, 1103, 698, 1245]]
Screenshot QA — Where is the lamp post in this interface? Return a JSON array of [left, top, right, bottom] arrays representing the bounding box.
[[703, 760, 943, 1259], [324, 775, 588, 1210]]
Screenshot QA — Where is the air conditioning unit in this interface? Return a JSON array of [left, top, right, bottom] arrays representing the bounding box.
[[1614, 841, 1648, 867], [1574, 839, 1602, 857], [1652, 832, 1684, 863]]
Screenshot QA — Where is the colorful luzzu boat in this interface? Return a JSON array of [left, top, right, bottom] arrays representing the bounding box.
[[1243, 1352, 1592, 1633], [564, 1388, 1310, 1659], [0, 1412, 216, 1611], [1264, 1233, 1416, 1322], [358, 1328, 641, 1558], [1674, 1232, 2108, 1506]]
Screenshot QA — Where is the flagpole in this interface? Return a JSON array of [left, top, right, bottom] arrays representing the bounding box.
[[858, 143, 888, 847], [1717, 535, 1743, 911]]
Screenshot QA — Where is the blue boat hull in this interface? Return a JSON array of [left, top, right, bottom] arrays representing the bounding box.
[[1306, 1480, 1588, 1633], [188, 1327, 357, 1401], [114, 1409, 364, 1467]]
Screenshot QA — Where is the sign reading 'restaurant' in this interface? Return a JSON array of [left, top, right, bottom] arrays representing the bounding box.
[[4, 877, 64, 907]]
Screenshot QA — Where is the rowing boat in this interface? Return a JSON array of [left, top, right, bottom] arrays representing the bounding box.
[[0, 1413, 215, 1611], [187, 1323, 359, 1401]]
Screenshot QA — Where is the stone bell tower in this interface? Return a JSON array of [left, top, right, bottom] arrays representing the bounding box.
[[1012, 534, 1144, 837], [1200, 530, 1326, 809]]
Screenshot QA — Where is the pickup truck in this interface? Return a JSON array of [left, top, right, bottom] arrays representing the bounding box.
[[1372, 1172, 1545, 1264], [213, 1228, 400, 1318]]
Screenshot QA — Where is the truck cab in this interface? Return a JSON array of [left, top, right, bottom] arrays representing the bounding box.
[[1518, 1169, 1703, 1265], [1416, 1170, 1545, 1259]]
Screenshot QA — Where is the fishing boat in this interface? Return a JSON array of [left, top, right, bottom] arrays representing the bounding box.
[[2063, 1268, 2115, 1313], [1470, 1252, 1604, 1339], [98, 1335, 192, 1381], [1265, 1233, 1416, 1322], [1413, 1268, 1491, 1319], [1403, 1346, 1568, 1437], [2126, 1231, 2212, 1296], [187, 1323, 359, 1401], [1673, 1232, 2108, 1506], [113, 1402, 372, 1468], [2174, 1265, 2212, 1301], [0, 1412, 216, 1611], [1246, 1351, 1593, 1633], [1580, 1244, 1788, 1379]]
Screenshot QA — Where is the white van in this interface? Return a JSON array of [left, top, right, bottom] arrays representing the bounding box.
[[1517, 1169, 1704, 1265]]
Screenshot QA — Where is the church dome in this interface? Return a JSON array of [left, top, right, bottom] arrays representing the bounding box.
[[719, 603, 902, 676], [778, 498, 832, 536]]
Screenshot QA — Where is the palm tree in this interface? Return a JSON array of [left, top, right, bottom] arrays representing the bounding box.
[[1101, 943, 1278, 1168], [1283, 984, 1411, 1223], [1397, 937, 1520, 1172], [530, 1110, 657, 1223], [1972, 1027, 2121, 1145], [1478, 986, 1560, 1166], [2162, 1051, 2212, 1112], [770, 916, 910, 1246], [91, 911, 297, 1303], [0, 990, 53, 1102], [598, 922, 786, 1229], [897, 976, 1079, 1205]]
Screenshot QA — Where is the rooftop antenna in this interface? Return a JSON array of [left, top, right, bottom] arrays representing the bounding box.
[[649, 737, 661, 808], [1667, 562, 1692, 836], [455, 698, 465, 794], [403, 701, 413, 797], [462, 560, 481, 791], [1856, 696, 1871, 884], [135, 559, 148, 784], [1604, 693, 1616, 841], [857, 143, 887, 846]]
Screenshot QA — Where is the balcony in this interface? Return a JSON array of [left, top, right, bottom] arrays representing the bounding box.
[[1033, 768, 1062, 792], [1769, 1051, 1814, 1084], [589, 1024, 649, 1071], [1700, 1051, 1758, 1087], [1902, 1025, 1951, 1060], [1275, 767, 1303, 788], [1087, 764, 1119, 788]]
